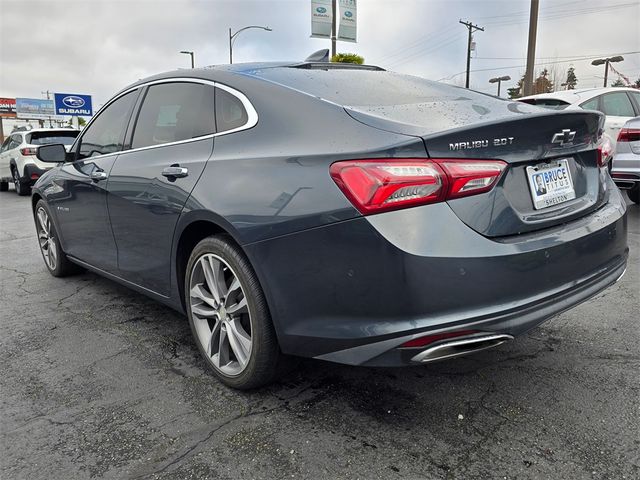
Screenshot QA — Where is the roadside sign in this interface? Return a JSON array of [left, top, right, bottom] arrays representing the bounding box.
[[16, 98, 57, 119], [0, 98, 16, 118], [54, 93, 93, 116]]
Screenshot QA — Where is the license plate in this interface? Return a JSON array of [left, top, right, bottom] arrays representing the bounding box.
[[526, 159, 576, 210]]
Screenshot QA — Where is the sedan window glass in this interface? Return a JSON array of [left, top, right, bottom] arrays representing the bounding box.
[[215, 88, 248, 133], [78, 90, 137, 159], [601, 92, 635, 117], [132, 82, 215, 149], [580, 97, 600, 112]]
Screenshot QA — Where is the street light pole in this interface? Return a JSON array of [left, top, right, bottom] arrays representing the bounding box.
[[489, 76, 511, 97], [591, 56, 624, 87], [229, 25, 272, 64], [180, 50, 194, 68]]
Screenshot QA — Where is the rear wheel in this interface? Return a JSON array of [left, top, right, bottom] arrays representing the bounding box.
[[185, 235, 283, 389], [0, 181, 8, 192], [12, 167, 31, 196], [35, 200, 81, 277], [627, 184, 640, 204]]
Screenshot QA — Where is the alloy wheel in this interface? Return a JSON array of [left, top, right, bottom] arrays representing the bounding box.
[[12, 169, 21, 195], [36, 207, 57, 270], [189, 253, 252, 376]]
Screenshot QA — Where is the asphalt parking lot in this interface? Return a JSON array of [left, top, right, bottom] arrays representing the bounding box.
[[0, 188, 638, 480]]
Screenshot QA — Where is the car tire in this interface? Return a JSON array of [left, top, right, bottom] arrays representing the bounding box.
[[0, 181, 8, 192], [185, 235, 284, 389], [627, 185, 640, 205], [34, 200, 82, 277], [12, 167, 31, 196]]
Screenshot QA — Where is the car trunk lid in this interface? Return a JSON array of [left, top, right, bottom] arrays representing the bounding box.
[[345, 104, 607, 237]]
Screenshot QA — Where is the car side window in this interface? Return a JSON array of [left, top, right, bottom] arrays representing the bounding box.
[[8, 135, 22, 150], [215, 88, 248, 133], [78, 90, 138, 159], [131, 82, 215, 149], [629, 91, 640, 110], [0, 137, 10, 152], [580, 97, 600, 112], [601, 92, 635, 117]]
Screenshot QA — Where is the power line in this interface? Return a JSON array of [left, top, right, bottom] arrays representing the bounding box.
[[436, 51, 640, 81]]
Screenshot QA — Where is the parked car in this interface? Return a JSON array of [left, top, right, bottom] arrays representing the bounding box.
[[611, 116, 640, 204], [32, 59, 628, 389], [518, 87, 640, 149], [0, 128, 79, 195]]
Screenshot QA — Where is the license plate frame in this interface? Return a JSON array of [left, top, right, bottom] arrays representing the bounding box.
[[526, 158, 576, 210]]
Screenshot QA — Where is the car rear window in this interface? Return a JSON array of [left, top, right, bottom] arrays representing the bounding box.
[[518, 98, 570, 109], [251, 68, 480, 106], [27, 131, 79, 146]]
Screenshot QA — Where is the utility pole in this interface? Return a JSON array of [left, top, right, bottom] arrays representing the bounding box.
[[459, 20, 484, 89], [331, 0, 337, 59], [41, 90, 53, 128], [523, 0, 539, 96]]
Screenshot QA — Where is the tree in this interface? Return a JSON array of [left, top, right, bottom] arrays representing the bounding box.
[[564, 67, 578, 90], [78, 117, 87, 127], [331, 53, 364, 64], [611, 77, 625, 87], [533, 68, 553, 94], [507, 75, 524, 99], [633, 77, 640, 89]]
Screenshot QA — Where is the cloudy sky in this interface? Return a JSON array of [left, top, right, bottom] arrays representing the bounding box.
[[1, 0, 639, 110]]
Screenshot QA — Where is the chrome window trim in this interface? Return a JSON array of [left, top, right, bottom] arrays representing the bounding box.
[[71, 77, 258, 162]]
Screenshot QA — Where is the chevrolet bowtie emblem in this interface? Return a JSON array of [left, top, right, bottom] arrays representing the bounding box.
[[551, 129, 576, 145]]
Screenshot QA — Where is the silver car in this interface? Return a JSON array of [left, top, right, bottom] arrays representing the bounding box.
[[611, 116, 640, 204]]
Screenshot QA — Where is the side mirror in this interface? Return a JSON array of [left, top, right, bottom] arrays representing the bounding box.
[[36, 144, 67, 163]]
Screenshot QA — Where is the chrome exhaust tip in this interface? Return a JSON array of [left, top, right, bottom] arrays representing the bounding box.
[[410, 334, 514, 363]]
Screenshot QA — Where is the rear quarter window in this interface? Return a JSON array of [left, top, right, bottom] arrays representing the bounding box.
[[215, 88, 248, 133]]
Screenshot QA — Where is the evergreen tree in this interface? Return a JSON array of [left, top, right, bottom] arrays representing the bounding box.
[[565, 67, 578, 90], [507, 75, 524, 99], [611, 77, 625, 87]]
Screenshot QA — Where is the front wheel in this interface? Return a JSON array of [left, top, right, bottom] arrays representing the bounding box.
[[185, 235, 284, 389], [35, 200, 81, 277], [627, 184, 640, 204]]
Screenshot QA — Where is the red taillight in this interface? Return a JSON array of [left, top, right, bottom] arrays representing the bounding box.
[[330, 158, 506, 214], [617, 128, 640, 143], [20, 147, 37, 156], [400, 330, 480, 348], [438, 160, 506, 199], [596, 134, 614, 168]]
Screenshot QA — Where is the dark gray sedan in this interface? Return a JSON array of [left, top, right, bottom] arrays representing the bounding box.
[[33, 59, 628, 389]]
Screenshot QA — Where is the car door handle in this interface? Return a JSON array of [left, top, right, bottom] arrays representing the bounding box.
[[90, 171, 108, 182], [162, 166, 189, 179]]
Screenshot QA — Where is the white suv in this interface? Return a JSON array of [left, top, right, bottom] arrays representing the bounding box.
[[0, 128, 79, 195]]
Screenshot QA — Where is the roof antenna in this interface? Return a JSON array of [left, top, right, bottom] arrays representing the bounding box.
[[305, 49, 330, 62]]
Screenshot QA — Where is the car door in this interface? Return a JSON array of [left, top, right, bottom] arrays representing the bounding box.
[[49, 89, 139, 271], [106, 80, 215, 295], [0, 136, 13, 180], [600, 92, 636, 145]]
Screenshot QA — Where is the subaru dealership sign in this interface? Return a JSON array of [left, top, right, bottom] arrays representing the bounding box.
[[54, 93, 93, 116]]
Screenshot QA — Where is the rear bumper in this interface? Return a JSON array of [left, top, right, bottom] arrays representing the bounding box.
[[611, 153, 640, 189], [245, 179, 628, 367], [22, 163, 52, 185]]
